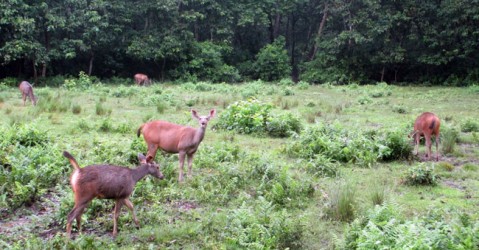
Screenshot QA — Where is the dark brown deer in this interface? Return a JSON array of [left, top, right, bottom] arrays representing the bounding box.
[[409, 112, 441, 161], [137, 109, 216, 182], [18, 81, 37, 106], [63, 151, 164, 238], [134, 73, 151, 86]]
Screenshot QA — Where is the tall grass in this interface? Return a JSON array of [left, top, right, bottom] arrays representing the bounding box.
[[324, 181, 356, 222]]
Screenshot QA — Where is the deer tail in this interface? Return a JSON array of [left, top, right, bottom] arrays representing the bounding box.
[[137, 124, 144, 137], [63, 151, 81, 170], [429, 120, 436, 130]]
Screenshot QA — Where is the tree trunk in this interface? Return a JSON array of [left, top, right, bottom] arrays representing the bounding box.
[[88, 52, 94, 76], [33, 59, 38, 85], [309, 3, 329, 61], [380, 66, 385, 82]]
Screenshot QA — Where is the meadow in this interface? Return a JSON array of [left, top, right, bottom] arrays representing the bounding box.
[[0, 77, 478, 249]]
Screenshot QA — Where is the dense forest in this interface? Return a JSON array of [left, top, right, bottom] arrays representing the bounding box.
[[1, 0, 478, 85]]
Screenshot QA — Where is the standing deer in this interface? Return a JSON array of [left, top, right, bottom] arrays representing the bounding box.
[[137, 109, 216, 182], [63, 151, 164, 238], [134, 73, 151, 86], [409, 112, 441, 161], [18, 81, 37, 106]]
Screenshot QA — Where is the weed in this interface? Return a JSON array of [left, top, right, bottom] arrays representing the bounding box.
[[461, 119, 479, 132], [436, 161, 455, 172], [369, 185, 386, 205], [463, 163, 478, 171], [98, 118, 113, 132], [156, 102, 168, 113], [324, 181, 356, 222], [95, 102, 111, 116], [402, 164, 437, 186], [72, 104, 82, 114], [441, 127, 459, 154], [392, 105, 407, 114]]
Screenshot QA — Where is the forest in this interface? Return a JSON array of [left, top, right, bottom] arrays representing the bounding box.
[[1, 0, 479, 85]]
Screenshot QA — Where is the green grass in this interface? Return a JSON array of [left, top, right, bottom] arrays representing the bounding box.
[[0, 82, 478, 249]]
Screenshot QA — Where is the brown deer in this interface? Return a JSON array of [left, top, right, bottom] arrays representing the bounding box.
[[63, 151, 164, 238], [409, 112, 441, 161], [137, 109, 216, 182], [134, 73, 151, 86], [18, 81, 37, 106]]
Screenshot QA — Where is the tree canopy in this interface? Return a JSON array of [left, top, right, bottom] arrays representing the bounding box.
[[1, 0, 478, 85]]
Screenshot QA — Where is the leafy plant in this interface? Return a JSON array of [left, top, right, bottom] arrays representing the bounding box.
[[402, 164, 437, 186], [441, 127, 459, 154], [461, 119, 479, 132]]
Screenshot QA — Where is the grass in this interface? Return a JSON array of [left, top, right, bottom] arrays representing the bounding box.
[[0, 82, 478, 249]]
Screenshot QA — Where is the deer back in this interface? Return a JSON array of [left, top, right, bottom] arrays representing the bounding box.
[[142, 121, 199, 153], [73, 165, 135, 199], [414, 112, 440, 136]]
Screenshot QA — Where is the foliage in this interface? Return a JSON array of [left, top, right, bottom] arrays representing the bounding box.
[[323, 181, 357, 222], [441, 127, 459, 154], [253, 37, 291, 81], [63, 72, 98, 90], [339, 204, 479, 250], [402, 164, 438, 186], [461, 119, 479, 133], [0, 125, 66, 211]]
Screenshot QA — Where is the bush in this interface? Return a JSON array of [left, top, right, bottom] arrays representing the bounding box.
[[376, 130, 413, 161], [339, 205, 479, 250], [304, 156, 340, 178], [461, 119, 479, 132], [266, 112, 302, 137], [63, 71, 98, 90], [254, 36, 291, 81], [441, 127, 459, 154], [402, 164, 437, 186], [324, 181, 357, 222], [216, 99, 271, 135]]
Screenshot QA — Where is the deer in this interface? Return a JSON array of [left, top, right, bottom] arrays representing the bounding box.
[[18, 81, 37, 106], [134, 73, 151, 86], [409, 112, 441, 161], [137, 109, 216, 182], [62, 151, 164, 238]]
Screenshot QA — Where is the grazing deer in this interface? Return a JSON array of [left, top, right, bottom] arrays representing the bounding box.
[[137, 109, 216, 182], [18, 81, 37, 106], [134, 73, 151, 86], [63, 151, 164, 238], [409, 112, 441, 161]]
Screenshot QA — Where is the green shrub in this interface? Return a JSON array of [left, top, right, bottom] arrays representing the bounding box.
[[284, 122, 379, 167], [441, 127, 459, 154], [376, 130, 413, 161], [63, 71, 97, 90], [324, 181, 357, 222], [266, 112, 302, 137], [436, 161, 455, 172], [223, 197, 304, 249], [463, 163, 478, 171], [216, 99, 272, 134], [72, 104, 82, 114], [254, 36, 291, 81], [461, 119, 479, 132], [95, 102, 111, 116], [402, 164, 437, 186], [339, 205, 479, 250], [304, 156, 340, 178], [392, 105, 407, 114]]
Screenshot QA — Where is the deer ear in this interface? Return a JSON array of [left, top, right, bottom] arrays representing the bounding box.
[[191, 109, 199, 119], [138, 153, 146, 163], [209, 109, 216, 118]]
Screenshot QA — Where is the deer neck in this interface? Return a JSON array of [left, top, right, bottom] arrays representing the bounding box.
[[131, 165, 149, 183], [194, 126, 206, 144]]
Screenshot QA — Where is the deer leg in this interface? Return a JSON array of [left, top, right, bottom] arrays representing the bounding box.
[[113, 199, 124, 237], [435, 134, 440, 161], [413, 134, 420, 155], [178, 151, 186, 182], [123, 198, 139, 228], [66, 201, 90, 237], [22, 93, 26, 106], [186, 153, 194, 178], [425, 134, 432, 160], [146, 144, 158, 162]]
